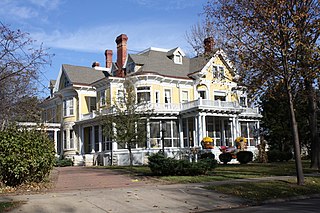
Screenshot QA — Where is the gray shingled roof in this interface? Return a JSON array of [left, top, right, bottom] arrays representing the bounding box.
[[62, 64, 109, 85], [127, 48, 217, 79]]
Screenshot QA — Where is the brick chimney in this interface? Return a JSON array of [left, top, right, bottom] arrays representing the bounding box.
[[105, 49, 113, 68], [115, 34, 128, 77], [204, 37, 214, 55]]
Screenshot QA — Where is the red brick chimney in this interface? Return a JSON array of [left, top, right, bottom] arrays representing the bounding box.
[[115, 34, 128, 77], [105, 49, 113, 68], [204, 37, 214, 55]]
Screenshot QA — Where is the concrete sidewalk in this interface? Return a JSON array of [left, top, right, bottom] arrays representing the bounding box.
[[2, 183, 246, 213]]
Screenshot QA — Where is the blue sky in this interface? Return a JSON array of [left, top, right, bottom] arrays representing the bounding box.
[[0, 0, 207, 97]]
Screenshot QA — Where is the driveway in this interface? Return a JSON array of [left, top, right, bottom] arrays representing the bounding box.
[[52, 166, 148, 192]]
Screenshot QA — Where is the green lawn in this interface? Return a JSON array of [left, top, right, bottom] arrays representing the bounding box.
[[105, 161, 318, 183], [104, 161, 320, 203], [206, 177, 320, 203], [0, 201, 23, 213]]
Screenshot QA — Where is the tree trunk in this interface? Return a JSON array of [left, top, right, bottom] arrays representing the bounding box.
[[128, 145, 133, 167], [305, 80, 320, 171], [287, 87, 305, 185]]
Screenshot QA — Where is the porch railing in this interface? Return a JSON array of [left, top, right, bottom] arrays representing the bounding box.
[[80, 99, 260, 121]]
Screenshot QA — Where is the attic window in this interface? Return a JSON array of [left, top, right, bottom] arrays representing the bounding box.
[[174, 53, 182, 64], [64, 77, 70, 88]]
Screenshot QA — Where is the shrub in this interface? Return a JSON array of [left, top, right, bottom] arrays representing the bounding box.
[[54, 157, 73, 167], [0, 126, 56, 186], [219, 153, 232, 164], [267, 150, 293, 162], [148, 153, 177, 175], [279, 152, 293, 162], [148, 152, 217, 176], [236, 151, 253, 164]]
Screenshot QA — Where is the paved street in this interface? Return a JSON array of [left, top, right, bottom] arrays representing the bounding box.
[[209, 197, 320, 213]]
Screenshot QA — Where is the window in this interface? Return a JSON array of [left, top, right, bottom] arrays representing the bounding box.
[[63, 130, 67, 149], [219, 67, 225, 79], [164, 89, 171, 104], [240, 122, 257, 146], [70, 130, 74, 149], [240, 97, 246, 107], [64, 77, 70, 88], [99, 90, 106, 106], [127, 62, 135, 73], [182, 91, 188, 103], [214, 91, 226, 101], [63, 98, 74, 117], [90, 97, 96, 112], [117, 90, 124, 103], [155, 91, 160, 104], [137, 86, 151, 103], [199, 90, 206, 99], [174, 54, 182, 64], [213, 65, 225, 81]]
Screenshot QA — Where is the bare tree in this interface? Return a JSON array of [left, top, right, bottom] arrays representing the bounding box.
[[0, 23, 51, 129], [186, 17, 225, 56], [205, 0, 319, 185]]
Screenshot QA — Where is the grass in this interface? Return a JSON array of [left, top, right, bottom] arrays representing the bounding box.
[[0, 201, 23, 213], [206, 177, 320, 204], [101, 160, 320, 202], [143, 161, 318, 183]]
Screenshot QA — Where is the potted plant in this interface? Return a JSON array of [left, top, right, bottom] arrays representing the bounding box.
[[201, 137, 214, 149], [235, 136, 247, 151]]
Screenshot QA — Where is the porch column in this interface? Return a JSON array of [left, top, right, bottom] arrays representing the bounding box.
[[232, 117, 237, 146], [186, 118, 189, 147], [179, 118, 184, 148], [66, 128, 70, 150], [112, 123, 118, 151], [54, 130, 58, 153], [146, 119, 151, 149], [80, 126, 84, 154], [202, 114, 206, 139], [99, 125, 102, 152], [257, 120, 261, 145], [197, 115, 202, 147], [221, 119, 225, 146]]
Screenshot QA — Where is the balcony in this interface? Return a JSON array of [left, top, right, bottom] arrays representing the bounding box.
[[181, 98, 242, 114], [80, 99, 260, 121]]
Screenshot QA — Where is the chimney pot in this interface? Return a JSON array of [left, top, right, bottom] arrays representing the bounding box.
[[115, 34, 128, 77], [204, 37, 214, 54], [105, 49, 113, 68]]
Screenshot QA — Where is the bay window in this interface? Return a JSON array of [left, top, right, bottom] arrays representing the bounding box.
[[63, 98, 74, 117]]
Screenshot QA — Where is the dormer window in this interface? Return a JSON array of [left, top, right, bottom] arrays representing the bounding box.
[[174, 54, 182, 64], [167, 47, 185, 65]]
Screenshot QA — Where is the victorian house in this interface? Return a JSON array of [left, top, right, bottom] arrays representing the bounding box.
[[40, 34, 261, 166]]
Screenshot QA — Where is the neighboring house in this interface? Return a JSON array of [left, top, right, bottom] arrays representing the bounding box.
[[40, 34, 262, 166]]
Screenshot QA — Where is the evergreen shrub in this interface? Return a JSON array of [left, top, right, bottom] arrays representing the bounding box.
[[236, 151, 253, 164], [148, 152, 217, 176], [0, 126, 56, 186], [54, 157, 73, 167], [267, 150, 293, 162]]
